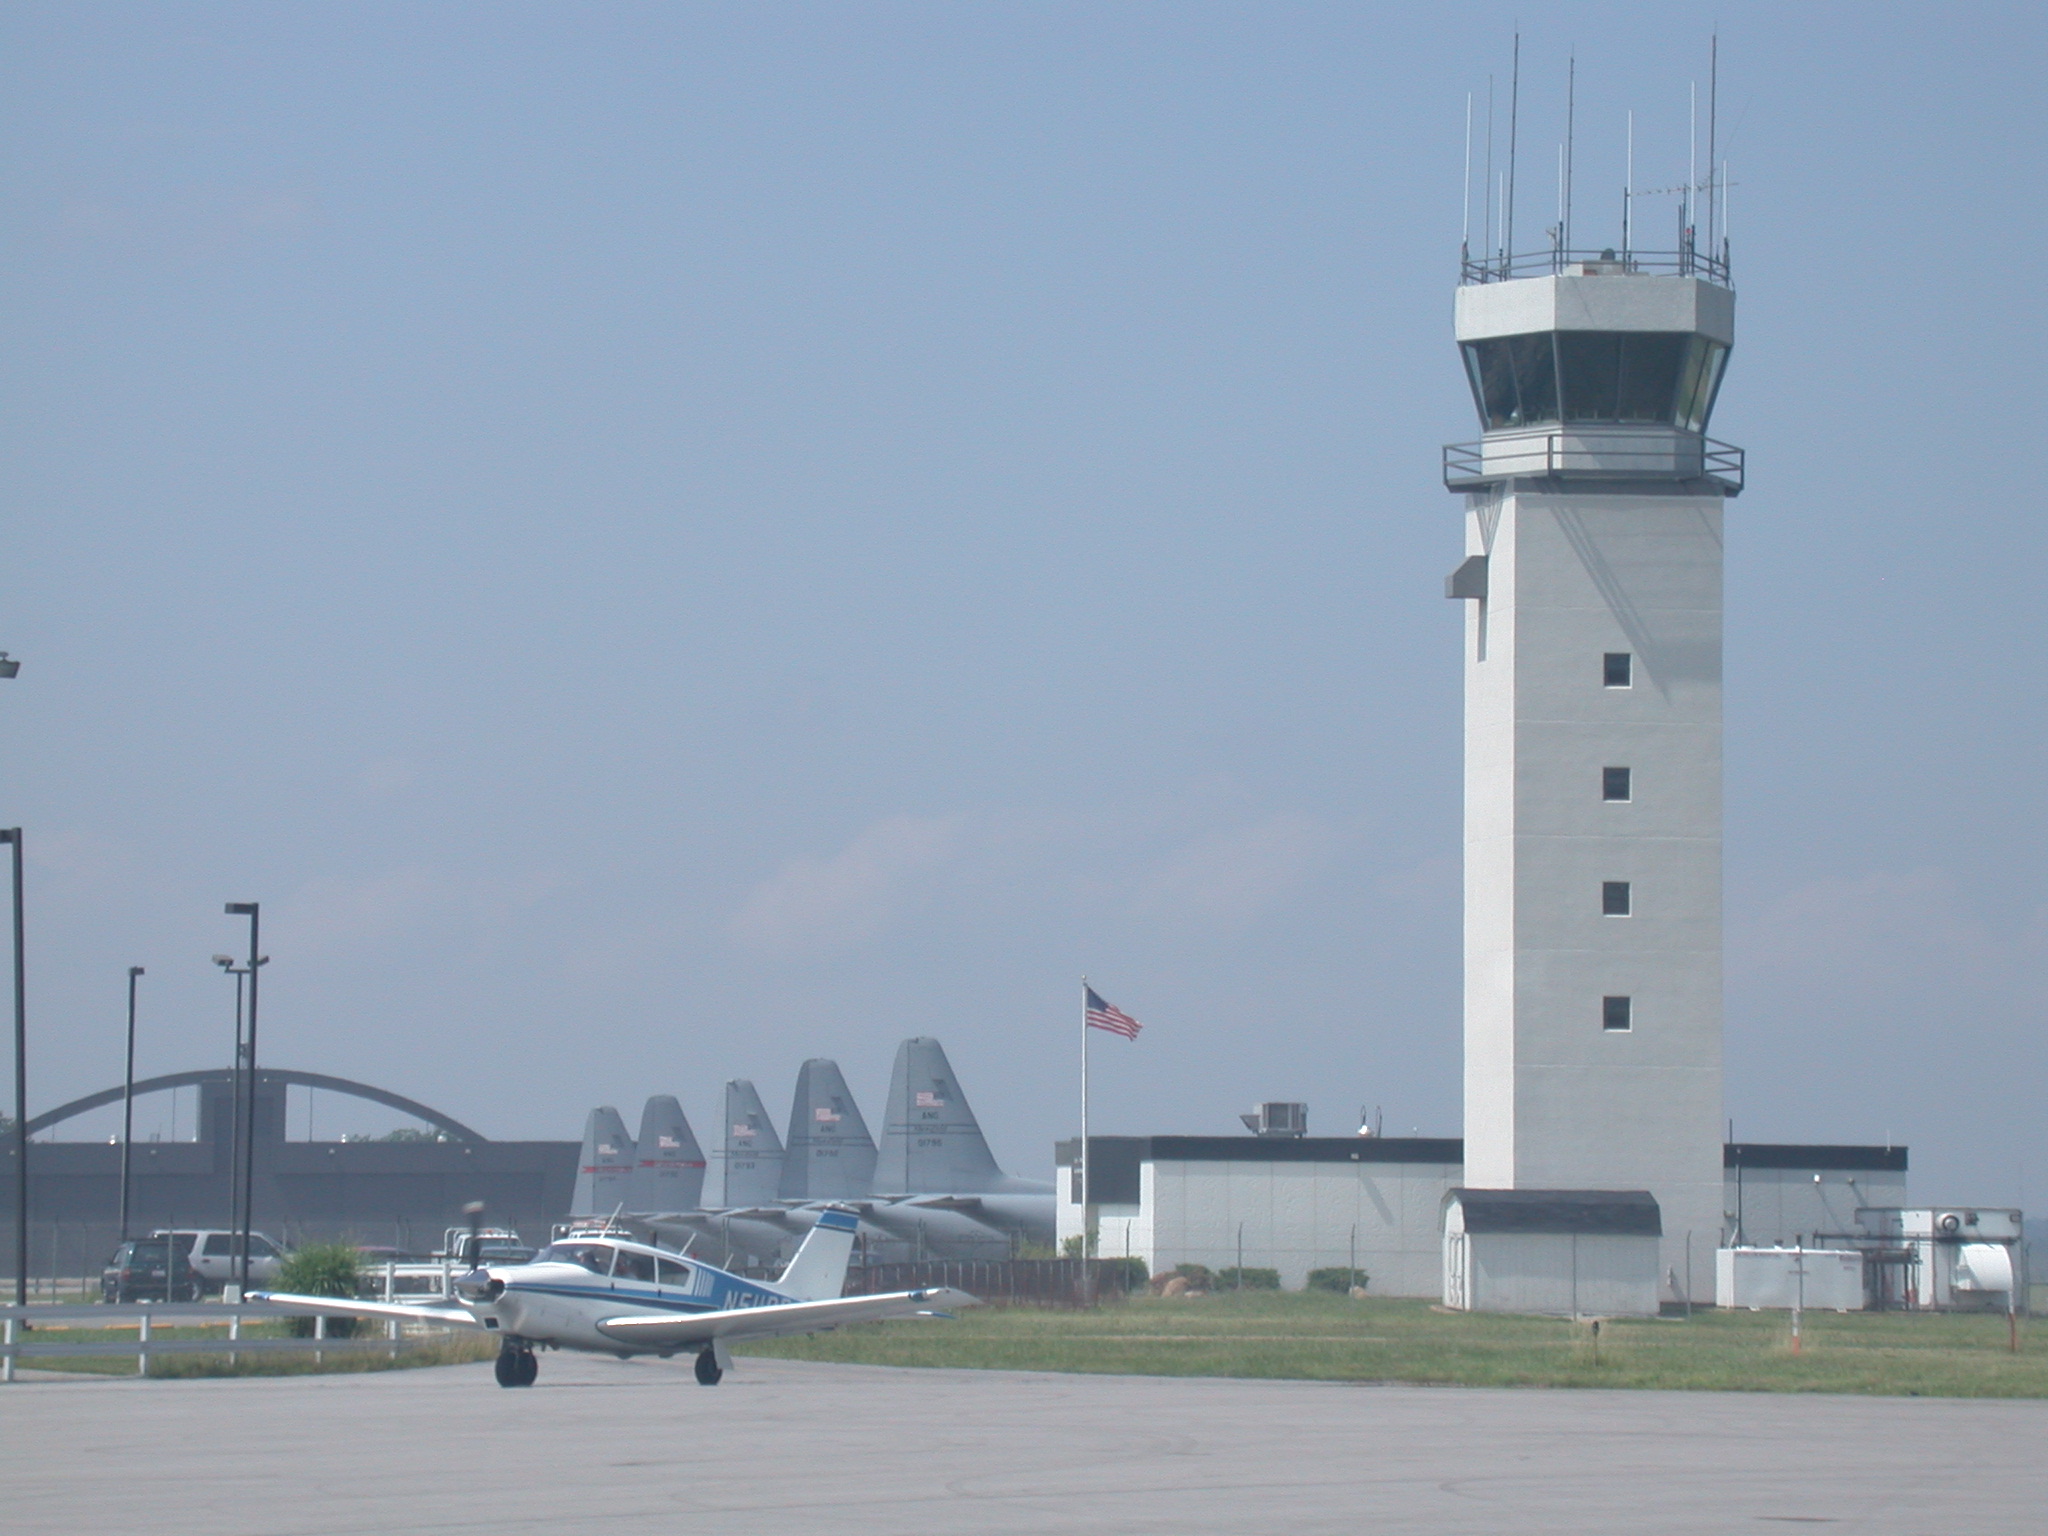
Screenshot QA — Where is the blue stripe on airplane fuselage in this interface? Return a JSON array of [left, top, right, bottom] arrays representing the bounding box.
[[504, 1272, 792, 1315]]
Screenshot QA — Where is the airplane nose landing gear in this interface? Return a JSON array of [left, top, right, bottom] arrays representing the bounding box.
[[693, 1346, 724, 1386], [495, 1342, 539, 1387]]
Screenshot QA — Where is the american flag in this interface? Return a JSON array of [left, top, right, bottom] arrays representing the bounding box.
[[1085, 987, 1143, 1040]]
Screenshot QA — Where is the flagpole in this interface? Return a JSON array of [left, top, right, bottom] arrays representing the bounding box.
[[1078, 976, 1090, 1249]]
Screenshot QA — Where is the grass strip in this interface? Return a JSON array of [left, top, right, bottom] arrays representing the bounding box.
[[9, 1320, 495, 1378], [738, 1292, 2045, 1397]]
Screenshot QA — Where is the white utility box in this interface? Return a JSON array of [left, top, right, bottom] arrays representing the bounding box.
[[1715, 1247, 1864, 1312]]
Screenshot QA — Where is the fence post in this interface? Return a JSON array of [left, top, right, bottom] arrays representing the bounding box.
[[228, 1308, 240, 1368], [3, 1315, 14, 1383], [314, 1311, 326, 1365], [137, 1312, 151, 1377]]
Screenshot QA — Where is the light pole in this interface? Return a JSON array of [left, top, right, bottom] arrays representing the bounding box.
[[2, 828, 23, 1309], [213, 955, 248, 1275], [224, 903, 261, 1295], [118, 967, 145, 1241]]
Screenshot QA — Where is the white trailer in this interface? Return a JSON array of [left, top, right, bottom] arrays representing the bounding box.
[[1715, 1247, 1863, 1312]]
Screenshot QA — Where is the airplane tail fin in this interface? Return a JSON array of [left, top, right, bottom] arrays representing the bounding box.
[[773, 1206, 861, 1300], [717, 1079, 785, 1208], [629, 1096, 707, 1213], [571, 1106, 637, 1216], [779, 1058, 878, 1200], [877, 1037, 1005, 1194]]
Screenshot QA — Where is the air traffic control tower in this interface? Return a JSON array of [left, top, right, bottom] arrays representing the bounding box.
[[1444, 239, 1740, 1295]]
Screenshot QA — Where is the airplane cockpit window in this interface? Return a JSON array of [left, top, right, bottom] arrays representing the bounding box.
[[654, 1257, 692, 1288], [612, 1249, 657, 1283], [536, 1242, 612, 1274]]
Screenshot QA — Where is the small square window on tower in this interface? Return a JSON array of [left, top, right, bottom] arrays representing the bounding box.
[[1603, 652, 1633, 687], [1602, 766, 1632, 801], [1602, 881, 1632, 916], [1602, 995, 1633, 1031]]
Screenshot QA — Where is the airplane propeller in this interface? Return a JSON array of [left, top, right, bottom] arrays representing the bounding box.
[[452, 1200, 504, 1301]]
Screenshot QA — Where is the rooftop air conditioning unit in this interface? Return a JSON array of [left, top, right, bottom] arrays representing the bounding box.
[[1240, 1102, 1308, 1138]]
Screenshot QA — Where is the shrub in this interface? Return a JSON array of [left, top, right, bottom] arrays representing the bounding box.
[[1214, 1266, 1282, 1291], [1095, 1257, 1148, 1292], [275, 1242, 363, 1338], [1306, 1267, 1370, 1293]]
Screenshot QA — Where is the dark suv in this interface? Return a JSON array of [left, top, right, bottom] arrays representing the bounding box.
[[101, 1238, 202, 1303]]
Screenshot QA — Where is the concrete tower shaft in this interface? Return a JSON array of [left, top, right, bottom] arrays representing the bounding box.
[[1447, 265, 1740, 1294]]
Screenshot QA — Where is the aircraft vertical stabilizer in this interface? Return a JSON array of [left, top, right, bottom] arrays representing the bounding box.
[[716, 1079, 785, 1208], [629, 1096, 707, 1213], [876, 1037, 1006, 1194], [773, 1207, 862, 1301], [779, 1058, 878, 1200], [571, 1106, 637, 1216]]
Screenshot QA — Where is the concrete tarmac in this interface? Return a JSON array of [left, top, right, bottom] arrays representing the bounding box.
[[4, 1353, 2044, 1534]]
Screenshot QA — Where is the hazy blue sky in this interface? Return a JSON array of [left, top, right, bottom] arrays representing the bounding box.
[[5, 3, 2044, 1206]]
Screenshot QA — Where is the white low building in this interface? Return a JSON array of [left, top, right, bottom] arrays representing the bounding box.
[[1056, 1136, 1461, 1295], [1056, 1136, 1908, 1302]]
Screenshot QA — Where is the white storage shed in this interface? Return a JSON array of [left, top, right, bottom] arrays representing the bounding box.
[[1442, 1188, 1663, 1317]]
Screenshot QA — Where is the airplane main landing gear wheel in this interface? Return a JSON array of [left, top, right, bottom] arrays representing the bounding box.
[[694, 1347, 723, 1386], [496, 1343, 538, 1388]]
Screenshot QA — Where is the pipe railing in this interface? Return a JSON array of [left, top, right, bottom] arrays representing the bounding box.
[[1461, 244, 1730, 286], [1444, 433, 1743, 494]]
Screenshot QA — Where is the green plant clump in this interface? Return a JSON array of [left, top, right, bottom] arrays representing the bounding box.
[[274, 1242, 363, 1337], [1094, 1257, 1148, 1290], [1306, 1267, 1369, 1293], [1214, 1266, 1281, 1291]]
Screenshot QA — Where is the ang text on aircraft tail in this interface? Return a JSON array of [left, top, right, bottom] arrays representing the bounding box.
[[717, 1079, 785, 1208], [780, 1058, 878, 1200], [629, 1095, 707, 1213], [572, 1106, 636, 1216], [877, 1037, 1005, 1195]]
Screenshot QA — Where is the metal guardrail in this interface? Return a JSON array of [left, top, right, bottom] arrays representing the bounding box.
[[1461, 244, 1731, 286], [0, 1301, 463, 1382], [1443, 434, 1744, 494]]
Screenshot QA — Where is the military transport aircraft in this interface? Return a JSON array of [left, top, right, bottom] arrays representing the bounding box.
[[254, 1207, 974, 1388], [572, 1038, 1056, 1269]]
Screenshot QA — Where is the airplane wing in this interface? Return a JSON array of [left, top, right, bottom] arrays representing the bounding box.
[[250, 1291, 486, 1330], [593, 1286, 978, 1348]]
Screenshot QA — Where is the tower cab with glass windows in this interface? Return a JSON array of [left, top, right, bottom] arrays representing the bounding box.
[[1444, 250, 1741, 496]]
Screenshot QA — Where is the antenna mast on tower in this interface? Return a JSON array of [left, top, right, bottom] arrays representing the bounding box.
[[1564, 54, 1576, 254], [1707, 33, 1720, 255], [1504, 33, 1520, 265]]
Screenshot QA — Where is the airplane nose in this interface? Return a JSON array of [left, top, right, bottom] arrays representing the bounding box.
[[453, 1269, 505, 1303]]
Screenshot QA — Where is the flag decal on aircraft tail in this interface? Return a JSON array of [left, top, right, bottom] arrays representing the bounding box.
[[1084, 988, 1143, 1039]]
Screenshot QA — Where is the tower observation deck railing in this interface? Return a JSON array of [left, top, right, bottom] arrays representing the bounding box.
[[1461, 241, 1730, 287], [1444, 432, 1744, 494]]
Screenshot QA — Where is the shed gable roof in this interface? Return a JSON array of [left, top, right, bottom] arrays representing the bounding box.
[[1448, 1188, 1662, 1236]]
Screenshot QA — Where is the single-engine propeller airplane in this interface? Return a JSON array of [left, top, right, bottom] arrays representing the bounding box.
[[254, 1206, 975, 1388]]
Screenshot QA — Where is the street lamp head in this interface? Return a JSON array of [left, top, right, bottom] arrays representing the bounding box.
[[0, 830, 16, 845], [0, 652, 18, 679], [212, 955, 235, 968], [129, 966, 144, 978], [225, 902, 258, 916]]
